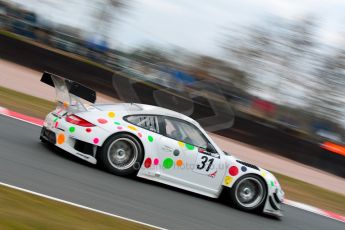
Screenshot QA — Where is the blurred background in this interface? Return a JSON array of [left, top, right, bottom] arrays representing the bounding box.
[[1, 0, 345, 176]]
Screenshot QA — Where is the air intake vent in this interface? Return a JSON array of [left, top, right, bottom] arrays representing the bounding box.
[[236, 160, 259, 170]]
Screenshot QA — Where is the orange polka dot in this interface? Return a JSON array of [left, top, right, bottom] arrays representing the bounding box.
[[57, 133, 65, 144], [176, 159, 183, 167], [63, 101, 69, 108]]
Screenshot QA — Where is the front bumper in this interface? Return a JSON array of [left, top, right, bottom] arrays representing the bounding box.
[[263, 188, 284, 217]]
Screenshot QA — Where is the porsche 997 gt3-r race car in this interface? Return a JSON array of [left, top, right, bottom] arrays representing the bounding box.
[[39, 72, 284, 217]]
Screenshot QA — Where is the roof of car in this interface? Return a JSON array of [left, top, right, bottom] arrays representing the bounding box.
[[132, 103, 198, 125], [94, 103, 198, 126]]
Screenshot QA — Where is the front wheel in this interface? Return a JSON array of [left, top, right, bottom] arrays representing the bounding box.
[[227, 174, 267, 212], [98, 133, 143, 176]]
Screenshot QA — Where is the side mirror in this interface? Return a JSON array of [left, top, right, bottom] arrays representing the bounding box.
[[206, 142, 215, 153]]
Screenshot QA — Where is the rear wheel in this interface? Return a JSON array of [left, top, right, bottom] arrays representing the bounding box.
[[98, 133, 143, 176], [227, 174, 267, 212]]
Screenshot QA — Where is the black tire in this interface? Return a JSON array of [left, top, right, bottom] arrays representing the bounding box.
[[227, 174, 267, 212], [98, 133, 143, 176]]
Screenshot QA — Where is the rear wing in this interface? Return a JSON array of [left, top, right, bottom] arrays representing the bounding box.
[[41, 72, 96, 103]]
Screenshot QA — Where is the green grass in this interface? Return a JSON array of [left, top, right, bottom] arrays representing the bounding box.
[[1, 86, 345, 216], [275, 172, 345, 215], [0, 86, 55, 119], [0, 185, 155, 230]]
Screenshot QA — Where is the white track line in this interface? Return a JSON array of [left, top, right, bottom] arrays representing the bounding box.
[[1, 109, 345, 223], [0, 110, 166, 229], [284, 199, 345, 223], [0, 181, 166, 229]]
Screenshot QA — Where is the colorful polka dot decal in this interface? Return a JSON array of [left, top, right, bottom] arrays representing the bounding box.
[[163, 158, 173, 169], [117, 126, 123, 130], [57, 133, 65, 144], [148, 135, 154, 142], [86, 128, 92, 133], [176, 159, 183, 167], [137, 132, 142, 138], [69, 126, 75, 133], [261, 172, 266, 178], [97, 118, 108, 124], [114, 121, 121, 125], [127, 125, 137, 131], [241, 166, 247, 172], [53, 117, 58, 122], [144, 158, 152, 168], [229, 166, 239, 176], [224, 176, 232, 185], [93, 138, 99, 144], [63, 101, 69, 108], [185, 143, 194, 150], [178, 141, 184, 147], [270, 181, 275, 187], [108, 112, 115, 118], [173, 149, 180, 156], [153, 158, 159, 165]]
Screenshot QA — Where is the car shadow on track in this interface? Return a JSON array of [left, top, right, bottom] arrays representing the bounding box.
[[39, 141, 97, 169]]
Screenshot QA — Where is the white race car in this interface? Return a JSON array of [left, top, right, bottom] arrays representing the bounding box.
[[40, 72, 284, 216]]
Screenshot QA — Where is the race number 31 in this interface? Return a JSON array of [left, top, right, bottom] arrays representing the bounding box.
[[193, 153, 219, 175]]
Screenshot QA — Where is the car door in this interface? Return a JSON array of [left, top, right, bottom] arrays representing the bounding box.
[[156, 116, 226, 197]]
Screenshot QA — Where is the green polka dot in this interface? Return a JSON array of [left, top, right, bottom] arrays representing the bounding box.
[[186, 143, 194, 150], [163, 158, 174, 169], [148, 135, 154, 142], [69, 127, 75, 133], [53, 117, 58, 122], [270, 181, 275, 187], [114, 121, 121, 125]]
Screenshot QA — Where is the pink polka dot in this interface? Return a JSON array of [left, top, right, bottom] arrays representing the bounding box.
[[86, 128, 92, 133], [138, 132, 142, 138], [55, 122, 59, 128], [97, 118, 108, 124], [93, 138, 99, 144], [153, 158, 159, 165], [117, 126, 123, 130]]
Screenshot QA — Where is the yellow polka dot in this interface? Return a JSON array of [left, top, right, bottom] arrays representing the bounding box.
[[224, 176, 232, 185], [57, 133, 65, 145], [108, 112, 115, 118], [127, 125, 137, 131], [178, 141, 184, 147], [261, 172, 266, 178]]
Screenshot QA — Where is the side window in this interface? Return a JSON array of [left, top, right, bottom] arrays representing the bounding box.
[[126, 115, 159, 132], [163, 117, 208, 149]]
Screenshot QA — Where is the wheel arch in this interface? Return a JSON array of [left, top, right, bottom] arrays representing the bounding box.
[[220, 173, 269, 202], [98, 131, 146, 161]]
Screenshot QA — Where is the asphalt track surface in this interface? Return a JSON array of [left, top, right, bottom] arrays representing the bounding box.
[[0, 115, 344, 230]]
